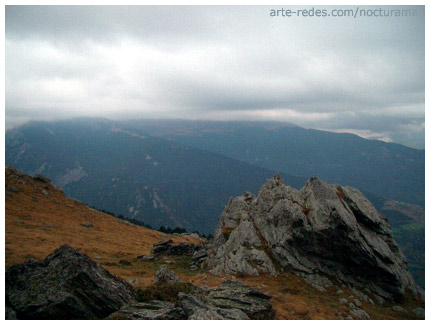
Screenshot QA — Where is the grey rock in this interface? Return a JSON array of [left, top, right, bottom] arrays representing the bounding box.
[[351, 288, 369, 302], [206, 281, 275, 319], [206, 174, 423, 300], [111, 280, 274, 320], [107, 301, 186, 320], [392, 305, 407, 313], [349, 307, 370, 320], [189, 248, 208, 270], [6, 185, 20, 193], [336, 289, 344, 294], [151, 240, 203, 257], [339, 298, 348, 305], [178, 292, 249, 320], [127, 278, 139, 285], [353, 299, 362, 307], [411, 307, 425, 319], [80, 222, 93, 228], [153, 265, 181, 284], [137, 254, 155, 261], [303, 274, 333, 292], [6, 245, 136, 319]]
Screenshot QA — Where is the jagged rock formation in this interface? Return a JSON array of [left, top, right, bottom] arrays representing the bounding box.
[[109, 281, 274, 320], [6, 245, 136, 319], [206, 174, 422, 301]]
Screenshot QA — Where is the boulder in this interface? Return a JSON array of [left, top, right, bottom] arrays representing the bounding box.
[[411, 307, 425, 319], [151, 240, 203, 257], [206, 174, 422, 301], [153, 265, 181, 284], [178, 292, 249, 320], [189, 248, 208, 270], [137, 254, 155, 261], [349, 307, 370, 320], [6, 245, 136, 319], [392, 305, 407, 313], [206, 281, 275, 319], [112, 280, 273, 320], [107, 301, 186, 320]]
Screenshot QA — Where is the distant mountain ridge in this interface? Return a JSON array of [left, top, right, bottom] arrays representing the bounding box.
[[124, 119, 424, 207], [5, 118, 305, 234]]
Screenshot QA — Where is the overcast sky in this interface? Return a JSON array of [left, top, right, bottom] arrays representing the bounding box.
[[5, 5, 425, 148]]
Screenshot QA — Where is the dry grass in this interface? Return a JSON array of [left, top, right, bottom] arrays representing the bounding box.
[[5, 167, 201, 270]]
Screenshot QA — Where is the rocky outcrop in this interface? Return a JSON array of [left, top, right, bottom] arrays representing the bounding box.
[[206, 174, 422, 301], [189, 248, 208, 270], [153, 265, 182, 284], [151, 240, 203, 257], [107, 301, 186, 320], [110, 281, 274, 320], [137, 240, 203, 262], [205, 281, 275, 319], [6, 245, 136, 319]]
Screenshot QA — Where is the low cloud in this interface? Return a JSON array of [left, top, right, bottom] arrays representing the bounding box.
[[5, 5, 425, 148]]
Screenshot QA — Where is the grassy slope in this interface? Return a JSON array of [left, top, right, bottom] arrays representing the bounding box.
[[5, 166, 199, 269], [5, 166, 423, 320]]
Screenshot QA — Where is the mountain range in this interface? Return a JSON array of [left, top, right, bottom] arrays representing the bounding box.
[[5, 117, 424, 287], [5, 165, 424, 319]]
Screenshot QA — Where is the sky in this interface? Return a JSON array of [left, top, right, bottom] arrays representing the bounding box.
[[5, 5, 425, 148]]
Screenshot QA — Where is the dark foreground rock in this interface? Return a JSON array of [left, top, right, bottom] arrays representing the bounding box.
[[206, 174, 423, 301], [205, 281, 275, 319], [108, 301, 186, 320], [6, 245, 136, 319], [109, 281, 274, 320]]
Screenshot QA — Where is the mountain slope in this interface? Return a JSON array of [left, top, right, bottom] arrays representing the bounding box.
[[126, 120, 424, 207], [5, 119, 305, 234], [5, 166, 424, 320], [5, 165, 199, 268]]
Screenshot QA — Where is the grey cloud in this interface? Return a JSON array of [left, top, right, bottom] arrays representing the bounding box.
[[5, 5, 425, 148]]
